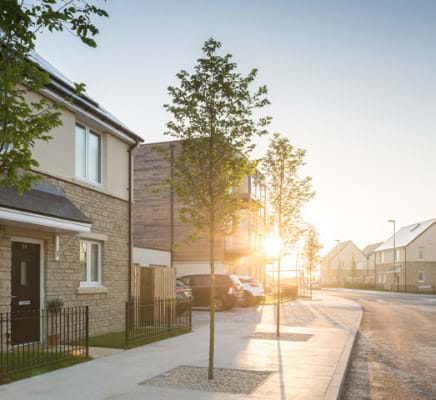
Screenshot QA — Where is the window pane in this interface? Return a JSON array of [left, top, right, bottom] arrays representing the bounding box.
[[20, 261, 28, 286], [80, 241, 87, 281], [88, 132, 101, 183], [75, 125, 86, 179], [90, 243, 99, 282]]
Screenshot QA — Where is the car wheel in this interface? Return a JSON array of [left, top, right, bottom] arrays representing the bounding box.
[[243, 292, 253, 307], [213, 297, 224, 312]]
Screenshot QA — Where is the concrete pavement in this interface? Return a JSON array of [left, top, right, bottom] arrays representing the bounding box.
[[0, 293, 361, 400]]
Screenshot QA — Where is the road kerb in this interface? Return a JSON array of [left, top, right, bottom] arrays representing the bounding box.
[[323, 299, 363, 400]]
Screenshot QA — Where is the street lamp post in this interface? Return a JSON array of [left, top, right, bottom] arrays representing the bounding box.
[[388, 219, 397, 291]]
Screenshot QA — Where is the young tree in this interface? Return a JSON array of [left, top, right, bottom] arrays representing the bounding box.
[[263, 133, 314, 335], [0, 0, 108, 192], [164, 38, 270, 379], [302, 225, 322, 299]]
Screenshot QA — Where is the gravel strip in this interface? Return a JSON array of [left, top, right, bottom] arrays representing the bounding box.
[[250, 332, 313, 342], [140, 366, 273, 394]]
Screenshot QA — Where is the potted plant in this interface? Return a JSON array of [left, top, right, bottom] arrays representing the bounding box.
[[46, 298, 64, 346]]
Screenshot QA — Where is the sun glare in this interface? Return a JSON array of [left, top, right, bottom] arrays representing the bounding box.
[[265, 234, 282, 258]]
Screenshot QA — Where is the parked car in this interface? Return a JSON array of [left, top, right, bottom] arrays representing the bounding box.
[[176, 279, 192, 315], [237, 275, 265, 306], [179, 274, 243, 311]]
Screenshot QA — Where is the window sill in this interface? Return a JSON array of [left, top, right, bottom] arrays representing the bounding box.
[[77, 286, 108, 295]]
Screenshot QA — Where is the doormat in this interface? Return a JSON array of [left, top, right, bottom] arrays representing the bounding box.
[[140, 365, 273, 394], [250, 332, 313, 341]]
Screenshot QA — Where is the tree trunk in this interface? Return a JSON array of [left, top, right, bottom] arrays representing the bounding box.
[[309, 268, 312, 300], [208, 222, 215, 380], [276, 157, 284, 337], [276, 254, 281, 337]]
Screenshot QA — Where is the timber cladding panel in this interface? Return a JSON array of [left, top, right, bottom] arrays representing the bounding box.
[[133, 142, 226, 261]]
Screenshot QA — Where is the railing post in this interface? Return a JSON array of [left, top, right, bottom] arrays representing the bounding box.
[[85, 306, 89, 357], [189, 297, 192, 331], [125, 302, 129, 349], [167, 298, 171, 333]]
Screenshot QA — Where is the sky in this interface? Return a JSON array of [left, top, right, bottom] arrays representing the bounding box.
[[35, 0, 436, 254]]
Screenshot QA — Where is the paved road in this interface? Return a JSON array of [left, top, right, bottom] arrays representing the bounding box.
[[325, 289, 436, 400]]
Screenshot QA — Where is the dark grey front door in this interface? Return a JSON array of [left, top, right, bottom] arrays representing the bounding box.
[[11, 242, 41, 345]]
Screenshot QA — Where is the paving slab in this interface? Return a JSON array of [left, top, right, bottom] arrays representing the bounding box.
[[0, 292, 361, 400]]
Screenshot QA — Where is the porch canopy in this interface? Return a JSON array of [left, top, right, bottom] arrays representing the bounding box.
[[0, 187, 91, 233]]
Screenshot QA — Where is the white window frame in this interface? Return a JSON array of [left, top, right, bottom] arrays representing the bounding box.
[[75, 123, 103, 186], [79, 240, 102, 288], [417, 271, 425, 283], [418, 247, 424, 260]]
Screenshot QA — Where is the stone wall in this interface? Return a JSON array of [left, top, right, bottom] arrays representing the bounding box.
[[0, 229, 12, 315]]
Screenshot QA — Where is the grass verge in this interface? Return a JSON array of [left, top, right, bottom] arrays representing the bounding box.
[[89, 328, 191, 349]]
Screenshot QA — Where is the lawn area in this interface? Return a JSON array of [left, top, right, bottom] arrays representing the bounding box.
[[89, 328, 191, 349], [0, 353, 91, 385]]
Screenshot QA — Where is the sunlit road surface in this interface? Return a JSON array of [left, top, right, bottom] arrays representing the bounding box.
[[324, 288, 436, 400]]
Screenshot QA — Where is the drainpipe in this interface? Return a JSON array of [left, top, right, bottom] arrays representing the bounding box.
[[404, 247, 407, 292], [375, 254, 378, 290], [170, 144, 175, 269], [128, 141, 140, 301]]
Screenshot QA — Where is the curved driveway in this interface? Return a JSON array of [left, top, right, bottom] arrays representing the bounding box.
[[325, 289, 436, 400]]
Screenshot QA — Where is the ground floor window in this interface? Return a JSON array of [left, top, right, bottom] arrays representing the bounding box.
[[80, 240, 102, 287], [417, 271, 425, 283]]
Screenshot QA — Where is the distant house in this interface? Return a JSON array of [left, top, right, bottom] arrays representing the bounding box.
[[320, 241, 366, 287], [374, 218, 436, 292], [361, 242, 383, 285]]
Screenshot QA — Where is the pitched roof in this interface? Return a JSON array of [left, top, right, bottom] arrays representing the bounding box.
[[321, 241, 350, 263], [29, 51, 143, 144], [376, 218, 436, 251], [362, 242, 383, 257], [0, 187, 91, 224]]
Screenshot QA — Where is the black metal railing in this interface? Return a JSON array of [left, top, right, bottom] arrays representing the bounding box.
[[125, 297, 191, 348], [0, 306, 89, 379]]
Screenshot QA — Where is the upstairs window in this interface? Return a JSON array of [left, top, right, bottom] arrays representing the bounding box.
[[75, 124, 102, 184], [418, 247, 424, 260]]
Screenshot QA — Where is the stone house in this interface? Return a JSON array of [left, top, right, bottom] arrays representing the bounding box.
[[0, 53, 143, 341], [375, 218, 436, 292], [133, 141, 267, 280], [320, 241, 366, 287]]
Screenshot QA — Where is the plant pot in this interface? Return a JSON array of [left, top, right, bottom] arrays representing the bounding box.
[[48, 334, 60, 346]]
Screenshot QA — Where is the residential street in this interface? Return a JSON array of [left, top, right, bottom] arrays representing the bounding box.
[[0, 294, 360, 400], [326, 289, 436, 400]]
